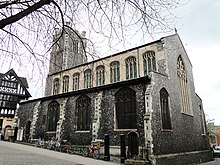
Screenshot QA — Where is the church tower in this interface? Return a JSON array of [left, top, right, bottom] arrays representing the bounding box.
[[45, 25, 87, 96], [49, 25, 87, 74]]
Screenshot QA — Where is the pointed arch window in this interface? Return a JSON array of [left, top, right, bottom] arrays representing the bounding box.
[[115, 87, 137, 129], [73, 73, 80, 91], [160, 88, 172, 130], [96, 65, 105, 86], [143, 51, 156, 76], [126, 57, 137, 80], [199, 105, 206, 134], [47, 101, 60, 131], [62, 76, 69, 93], [110, 61, 120, 83], [177, 56, 192, 114], [84, 69, 92, 88], [76, 95, 91, 131], [72, 40, 79, 53], [53, 78, 60, 95]]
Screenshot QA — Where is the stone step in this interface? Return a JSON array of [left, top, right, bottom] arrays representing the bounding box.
[[125, 159, 150, 165]]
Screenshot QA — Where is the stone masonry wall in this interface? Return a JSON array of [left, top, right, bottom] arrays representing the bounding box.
[[61, 84, 147, 146], [18, 82, 147, 147], [149, 34, 212, 164]]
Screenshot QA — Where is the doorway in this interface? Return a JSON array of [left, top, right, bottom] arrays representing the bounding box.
[[127, 131, 139, 159]]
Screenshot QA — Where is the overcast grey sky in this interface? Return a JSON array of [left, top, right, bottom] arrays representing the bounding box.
[[174, 0, 220, 125]]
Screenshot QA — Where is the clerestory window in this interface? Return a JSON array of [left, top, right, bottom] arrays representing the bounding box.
[[62, 76, 69, 93], [126, 57, 137, 80], [110, 61, 120, 83], [73, 73, 80, 91], [143, 51, 156, 76], [84, 69, 92, 88], [53, 78, 60, 95], [96, 65, 105, 86]]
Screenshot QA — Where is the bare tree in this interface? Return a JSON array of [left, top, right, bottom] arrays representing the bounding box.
[[0, 0, 183, 97]]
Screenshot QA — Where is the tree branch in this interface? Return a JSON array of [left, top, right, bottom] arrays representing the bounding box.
[[0, 0, 51, 29]]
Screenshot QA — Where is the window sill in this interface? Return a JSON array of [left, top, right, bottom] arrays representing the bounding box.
[[181, 112, 194, 117], [114, 128, 137, 132], [75, 130, 90, 133], [161, 129, 173, 132], [46, 131, 56, 134]]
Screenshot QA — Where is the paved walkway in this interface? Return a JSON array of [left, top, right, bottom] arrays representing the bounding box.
[[0, 141, 119, 165], [1, 141, 219, 165]]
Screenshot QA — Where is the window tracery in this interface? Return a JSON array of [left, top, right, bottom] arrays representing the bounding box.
[[110, 61, 120, 83], [160, 88, 172, 130], [47, 101, 60, 131], [63, 76, 69, 93], [96, 65, 105, 86], [126, 57, 137, 79], [115, 87, 137, 129], [84, 69, 92, 88], [143, 51, 156, 76], [73, 73, 80, 90], [76, 95, 91, 131], [53, 78, 59, 95], [177, 56, 192, 114]]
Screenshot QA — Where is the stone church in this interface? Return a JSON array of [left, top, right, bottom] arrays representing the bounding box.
[[16, 27, 213, 164]]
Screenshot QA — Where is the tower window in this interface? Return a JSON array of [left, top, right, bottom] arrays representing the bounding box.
[[73, 40, 79, 53]]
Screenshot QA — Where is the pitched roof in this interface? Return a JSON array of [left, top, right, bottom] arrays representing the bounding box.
[[0, 69, 31, 97]]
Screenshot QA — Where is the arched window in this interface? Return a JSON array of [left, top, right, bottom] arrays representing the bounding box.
[[73, 73, 80, 91], [25, 121, 31, 137], [84, 69, 92, 88], [110, 61, 120, 83], [47, 101, 60, 131], [96, 65, 105, 86], [76, 95, 91, 131], [72, 40, 79, 53], [63, 76, 69, 93], [115, 87, 136, 129], [143, 51, 156, 76], [177, 56, 192, 114], [126, 57, 137, 80], [160, 88, 172, 130], [53, 78, 59, 95], [199, 105, 206, 134]]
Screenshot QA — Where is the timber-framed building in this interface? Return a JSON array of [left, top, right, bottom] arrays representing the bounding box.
[[0, 69, 31, 140]]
